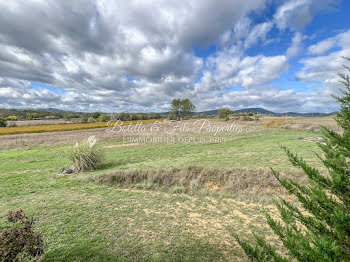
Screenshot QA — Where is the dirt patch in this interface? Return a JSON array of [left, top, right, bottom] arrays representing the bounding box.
[[297, 136, 325, 143]]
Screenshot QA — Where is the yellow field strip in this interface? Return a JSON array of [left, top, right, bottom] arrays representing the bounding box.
[[0, 120, 157, 135]]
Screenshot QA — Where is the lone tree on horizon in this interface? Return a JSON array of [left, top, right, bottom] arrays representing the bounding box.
[[235, 57, 350, 261], [169, 99, 196, 120], [218, 107, 232, 121]]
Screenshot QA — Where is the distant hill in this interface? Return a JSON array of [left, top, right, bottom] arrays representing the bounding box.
[[232, 108, 274, 115], [274, 112, 336, 117], [195, 107, 336, 117], [194, 108, 274, 115], [36, 107, 337, 117], [0, 107, 337, 119], [38, 108, 67, 113]]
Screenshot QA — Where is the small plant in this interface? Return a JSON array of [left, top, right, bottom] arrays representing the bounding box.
[[65, 136, 104, 173], [0, 209, 44, 262]]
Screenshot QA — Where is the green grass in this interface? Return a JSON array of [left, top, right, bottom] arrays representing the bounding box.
[[0, 128, 323, 261]]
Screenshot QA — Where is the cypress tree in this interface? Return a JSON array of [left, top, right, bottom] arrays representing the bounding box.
[[235, 57, 350, 261]]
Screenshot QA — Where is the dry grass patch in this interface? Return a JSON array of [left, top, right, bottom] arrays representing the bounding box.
[[95, 166, 306, 199], [262, 119, 287, 128]]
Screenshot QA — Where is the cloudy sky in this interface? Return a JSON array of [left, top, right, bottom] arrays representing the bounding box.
[[0, 0, 349, 113]]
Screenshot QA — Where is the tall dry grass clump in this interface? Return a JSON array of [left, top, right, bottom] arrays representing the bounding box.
[[65, 136, 104, 173], [95, 167, 306, 198]]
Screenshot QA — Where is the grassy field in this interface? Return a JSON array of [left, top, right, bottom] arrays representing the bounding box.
[[0, 121, 325, 261], [0, 120, 157, 136]]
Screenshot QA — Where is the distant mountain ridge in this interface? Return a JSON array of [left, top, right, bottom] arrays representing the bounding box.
[[196, 108, 336, 117], [1, 107, 337, 117], [38, 108, 67, 113]]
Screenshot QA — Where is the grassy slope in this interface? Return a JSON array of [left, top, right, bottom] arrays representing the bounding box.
[[0, 129, 322, 261]]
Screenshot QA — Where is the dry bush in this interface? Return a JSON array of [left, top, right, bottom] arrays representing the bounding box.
[[0, 210, 44, 262], [95, 166, 306, 197], [65, 136, 104, 173]]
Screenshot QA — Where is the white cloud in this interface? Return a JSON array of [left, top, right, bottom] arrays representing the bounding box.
[[286, 32, 303, 58], [0, 0, 343, 113], [196, 48, 288, 92], [294, 30, 350, 110], [244, 22, 274, 49], [308, 30, 350, 55], [274, 0, 337, 31], [235, 55, 289, 87], [308, 38, 336, 55], [298, 30, 350, 82]]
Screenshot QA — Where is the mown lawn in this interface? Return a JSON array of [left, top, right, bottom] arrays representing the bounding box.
[[0, 128, 323, 261]]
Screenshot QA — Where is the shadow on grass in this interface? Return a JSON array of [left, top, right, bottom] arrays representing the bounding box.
[[43, 235, 227, 262], [99, 161, 119, 170], [43, 238, 118, 262]]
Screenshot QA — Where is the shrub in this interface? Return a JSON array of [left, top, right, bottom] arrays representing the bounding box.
[[91, 112, 101, 119], [66, 136, 104, 173], [87, 117, 96, 123], [7, 116, 17, 121], [235, 57, 350, 261], [154, 113, 162, 119], [168, 111, 176, 120], [81, 117, 88, 123], [98, 114, 110, 122], [0, 209, 44, 262], [118, 112, 131, 121], [0, 117, 7, 127]]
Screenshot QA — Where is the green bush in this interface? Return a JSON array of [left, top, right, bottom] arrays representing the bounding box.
[[98, 114, 110, 122], [92, 112, 101, 119], [168, 111, 176, 120], [0, 117, 7, 127], [118, 112, 131, 121], [66, 136, 104, 173], [0, 209, 44, 262], [87, 117, 96, 123]]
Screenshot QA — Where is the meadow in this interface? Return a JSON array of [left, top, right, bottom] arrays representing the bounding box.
[[0, 117, 333, 261]]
